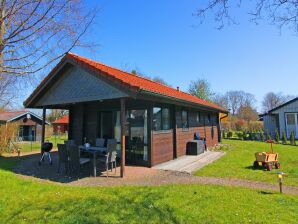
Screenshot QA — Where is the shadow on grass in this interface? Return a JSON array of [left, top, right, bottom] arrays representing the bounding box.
[[0, 152, 118, 184], [258, 191, 274, 195], [244, 165, 267, 171]]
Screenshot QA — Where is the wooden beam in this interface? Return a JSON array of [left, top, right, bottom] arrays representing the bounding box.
[[41, 107, 46, 153], [120, 98, 126, 177]]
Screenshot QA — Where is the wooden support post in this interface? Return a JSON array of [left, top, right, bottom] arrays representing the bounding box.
[[41, 107, 46, 153], [120, 98, 126, 177]]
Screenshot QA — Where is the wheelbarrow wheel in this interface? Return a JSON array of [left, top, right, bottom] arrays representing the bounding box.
[[267, 163, 273, 171], [275, 162, 280, 169], [253, 161, 259, 168]]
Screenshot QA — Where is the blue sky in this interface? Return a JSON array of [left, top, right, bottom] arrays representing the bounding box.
[[25, 0, 298, 112]]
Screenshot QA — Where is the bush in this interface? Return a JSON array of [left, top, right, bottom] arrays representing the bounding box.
[[227, 131, 233, 139], [266, 131, 271, 141], [282, 131, 287, 144], [290, 131, 296, 146], [237, 132, 243, 140], [275, 130, 280, 144], [260, 132, 265, 142]]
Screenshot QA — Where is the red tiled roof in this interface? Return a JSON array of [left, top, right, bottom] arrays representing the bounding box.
[[0, 111, 28, 122], [52, 115, 69, 124], [66, 53, 226, 112], [25, 52, 227, 112]]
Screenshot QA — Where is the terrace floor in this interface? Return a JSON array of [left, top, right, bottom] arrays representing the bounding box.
[[153, 151, 225, 173]]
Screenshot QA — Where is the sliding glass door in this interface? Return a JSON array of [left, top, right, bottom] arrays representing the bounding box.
[[126, 110, 148, 165]]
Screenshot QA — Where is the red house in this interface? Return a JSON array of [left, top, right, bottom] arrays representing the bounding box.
[[52, 115, 69, 134]]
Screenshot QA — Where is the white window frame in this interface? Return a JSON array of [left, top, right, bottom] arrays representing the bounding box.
[[285, 113, 298, 138]]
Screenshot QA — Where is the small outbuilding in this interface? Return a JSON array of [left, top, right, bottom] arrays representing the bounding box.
[[0, 110, 48, 141], [52, 115, 69, 134], [260, 97, 298, 139]]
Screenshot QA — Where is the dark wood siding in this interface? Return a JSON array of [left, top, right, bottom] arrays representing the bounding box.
[[151, 131, 173, 166], [70, 104, 84, 145]]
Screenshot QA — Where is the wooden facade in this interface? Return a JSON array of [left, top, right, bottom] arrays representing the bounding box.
[[261, 97, 298, 139], [24, 53, 227, 174], [64, 99, 220, 167]]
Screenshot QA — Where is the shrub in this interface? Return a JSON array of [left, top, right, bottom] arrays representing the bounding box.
[[260, 132, 265, 141], [266, 131, 271, 141], [237, 132, 243, 140], [282, 131, 287, 144], [275, 129, 280, 144], [290, 131, 296, 146], [227, 131, 233, 139]]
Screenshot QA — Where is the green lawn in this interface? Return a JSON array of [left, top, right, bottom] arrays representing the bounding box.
[[17, 135, 68, 153], [196, 140, 298, 187], [0, 156, 298, 223]]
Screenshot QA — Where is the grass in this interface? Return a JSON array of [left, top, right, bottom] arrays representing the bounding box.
[[16, 135, 68, 153], [196, 140, 298, 187], [0, 156, 297, 223]]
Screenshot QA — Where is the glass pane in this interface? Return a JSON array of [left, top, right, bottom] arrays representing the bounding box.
[[162, 108, 171, 130], [153, 107, 162, 131], [182, 110, 188, 128], [114, 111, 121, 153], [287, 114, 295, 125], [129, 110, 148, 162], [196, 112, 200, 123]]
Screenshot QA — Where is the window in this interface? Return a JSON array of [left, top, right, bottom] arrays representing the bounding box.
[[153, 107, 171, 131], [182, 110, 188, 129], [162, 108, 171, 130], [207, 113, 211, 124], [153, 107, 162, 131], [287, 114, 295, 125], [196, 112, 201, 123]]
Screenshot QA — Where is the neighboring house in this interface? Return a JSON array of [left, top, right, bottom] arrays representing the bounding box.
[[260, 97, 298, 139], [0, 111, 48, 141], [52, 115, 69, 134], [24, 53, 228, 168]]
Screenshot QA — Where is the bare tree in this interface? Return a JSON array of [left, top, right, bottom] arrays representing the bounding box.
[[219, 90, 256, 115], [0, 0, 96, 76], [188, 79, 215, 101], [262, 92, 296, 112], [195, 0, 298, 33]]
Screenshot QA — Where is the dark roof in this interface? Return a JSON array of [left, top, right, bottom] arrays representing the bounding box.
[[24, 53, 228, 113], [0, 110, 48, 124], [0, 111, 28, 122], [268, 97, 298, 113]]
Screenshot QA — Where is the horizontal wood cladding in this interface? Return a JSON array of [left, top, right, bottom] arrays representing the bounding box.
[[151, 131, 173, 166], [176, 126, 218, 157]]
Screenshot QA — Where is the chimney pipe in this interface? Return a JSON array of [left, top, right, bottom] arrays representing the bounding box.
[[177, 86, 180, 91]]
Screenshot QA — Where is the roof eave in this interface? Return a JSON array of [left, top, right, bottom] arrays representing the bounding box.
[[139, 89, 228, 113]]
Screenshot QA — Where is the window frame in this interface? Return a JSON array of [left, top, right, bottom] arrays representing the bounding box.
[[153, 107, 171, 132], [181, 110, 189, 130]]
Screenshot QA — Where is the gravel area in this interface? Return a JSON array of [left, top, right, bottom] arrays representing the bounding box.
[[12, 152, 298, 195]]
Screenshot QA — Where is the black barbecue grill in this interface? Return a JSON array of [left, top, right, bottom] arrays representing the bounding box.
[[39, 142, 53, 165]]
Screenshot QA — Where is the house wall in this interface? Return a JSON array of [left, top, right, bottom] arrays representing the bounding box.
[[273, 100, 298, 137], [175, 109, 219, 157], [263, 114, 277, 137], [151, 107, 219, 166], [70, 100, 221, 167], [53, 124, 68, 134]]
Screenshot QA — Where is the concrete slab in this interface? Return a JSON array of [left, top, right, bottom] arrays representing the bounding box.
[[153, 151, 225, 174]]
